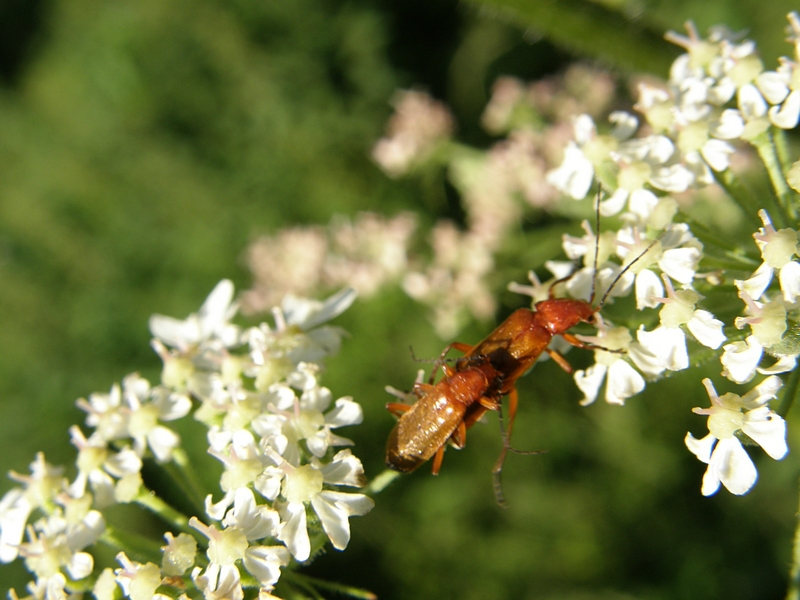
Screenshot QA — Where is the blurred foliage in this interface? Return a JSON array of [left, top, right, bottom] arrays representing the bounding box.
[[0, 0, 799, 598]]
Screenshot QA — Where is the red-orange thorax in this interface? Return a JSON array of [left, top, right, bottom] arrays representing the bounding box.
[[462, 300, 595, 395], [532, 298, 596, 335]]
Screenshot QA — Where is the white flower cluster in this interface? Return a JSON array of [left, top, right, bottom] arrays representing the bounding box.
[[542, 14, 800, 497], [371, 66, 621, 338], [371, 89, 455, 178], [1, 281, 372, 599], [514, 217, 725, 407], [243, 212, 417, 313], [682, 208, 800, 496]]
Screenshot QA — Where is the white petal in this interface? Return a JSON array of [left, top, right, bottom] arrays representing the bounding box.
[[87, 470, 117, 508], [67, 551, 94, 580], [146, 426, 180, 462], [649, 164, 694, 192], [735, 262, 773, 300], [709, 77, 736, 105], [281, 288, 358, 331], [769, 90, 800, 129], [635, 269, 664, 309], [574, 363, 607, 406], [573, 114, 596, 145], [199, 280, 237, 338], [659, 247, 700, 284], [289, 327, 346, 363], [758, 355, 797, 375], [646, 135, 676, 164], [324, 398, 363, 428], [546, 143, 594, 200], [0, 490, 30, 563], [740, 375, 782, 409], [687, 310, 726, 349], [205, 491, 235, 522], [709, 437, 758, 495], [738, 83, 769, 119], [311, 491, 374, 551], [605, 360, 645, 405], [628, 189, 659, 223], [254, 470, 283, 502], [637, 326, 688, 371], [105, 448, 143, 478], [709, 109, 744, 139], [701, 139, 734, 172], [213, 564, 244, 600], [320, 450, 366, 487], [599, 188, 628, 217], [609, 111, 638, 140], [243, 545, 290, 588], [779, 261, 800, 302], [148, 314, 201, 349], [742, 407, 788, 459], [661, 222, 699, 249], [68, 510, 106, 550], [720, 336, 763, 384], [278, 502, 310, 561], [685, 432, 716, 464], [227, 488, 280, 541], [756, 71, 790, 104], [627, 340, 665, 377], [545, 260, 577, 280], [565, 267, 601, 301], [159, 392, 192, 422]]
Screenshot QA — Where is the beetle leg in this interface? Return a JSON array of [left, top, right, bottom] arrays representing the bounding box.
[[449, 342, 473, 354], [492, 388, 519, 508], [431, 445, 445, 475], [545, 348, 574, 373], [386, 402, 411, 417], [462, 404, 490, 429], [478, 397, 500, 411], [561, 332, 625, 354], [506, 387, 518, 442], [412, 382, 436, 397], [450, 420, 468, 449], [429, 341, 475, 383]]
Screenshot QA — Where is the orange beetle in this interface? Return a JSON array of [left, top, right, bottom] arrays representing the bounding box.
[[386, 197, 659, 500], [385, 358, 500, 474], [385, 291, 602, 479]]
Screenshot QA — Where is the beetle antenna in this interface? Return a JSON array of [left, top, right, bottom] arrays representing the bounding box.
[[408, 346, 444, 364], [589, 185, 603, 304], [596, 230, 667, 311]]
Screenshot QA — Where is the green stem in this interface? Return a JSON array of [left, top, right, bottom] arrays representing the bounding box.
[[786, 479, 800, 600], [281, 571, 377, 600], [752, 132, 792, 226], [774, 128, 793, 175], [135, 488, 196, 536], [777, 361, 800, 419], [715, 170, 766, 228], [98, 526, 164, 563], [363, 469, 401, 495], [165, 448, 207, 515]]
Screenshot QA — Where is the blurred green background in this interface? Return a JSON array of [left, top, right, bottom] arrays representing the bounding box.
[[1, 0, 799, 598]]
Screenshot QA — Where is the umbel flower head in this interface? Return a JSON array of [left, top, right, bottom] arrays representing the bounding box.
[[685, 377, 787, 495], [4, 280, 373, 600]]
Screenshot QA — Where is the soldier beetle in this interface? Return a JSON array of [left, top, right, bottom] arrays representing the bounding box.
[[385, 194, 659, 502], [385, 358, 500, 475]]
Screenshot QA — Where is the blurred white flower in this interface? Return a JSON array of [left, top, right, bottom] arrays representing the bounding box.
[[150, 280, 240, 351]]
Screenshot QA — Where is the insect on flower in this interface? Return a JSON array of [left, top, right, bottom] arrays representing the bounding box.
[[385, 192, 661, 503]]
